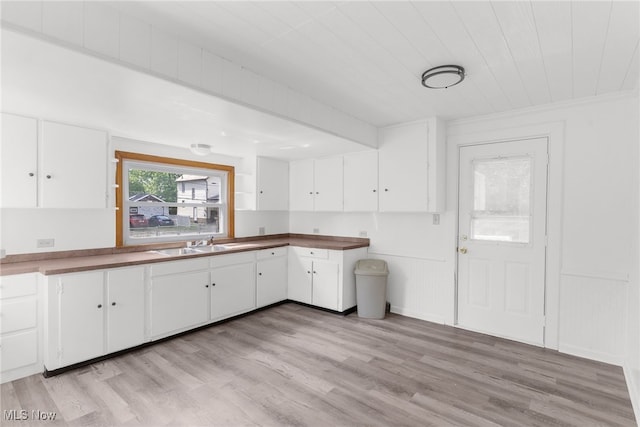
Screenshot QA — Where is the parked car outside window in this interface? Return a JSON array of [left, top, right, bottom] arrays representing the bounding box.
[[129, 214, 148, 228], [148, 215, 175, 227]]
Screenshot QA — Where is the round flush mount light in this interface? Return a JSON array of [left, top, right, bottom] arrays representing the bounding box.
[[190, 143, 212, 156], [421, 65, 465, 89]]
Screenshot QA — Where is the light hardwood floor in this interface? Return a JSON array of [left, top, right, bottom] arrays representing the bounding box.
[[1, 303, 637, 426]]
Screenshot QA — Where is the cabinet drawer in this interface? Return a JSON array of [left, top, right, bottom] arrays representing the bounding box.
[[0, 273, 37, 299], [256, 247, 287, 260], [0, 330, 38, 371], [291, 247, 329, 259], [150, 258, 209, 277], [0, 298, 37, 333], [210, 251, 255, 268]]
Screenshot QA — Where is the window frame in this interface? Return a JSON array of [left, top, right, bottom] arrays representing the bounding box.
[[115, 151, 234, 247]]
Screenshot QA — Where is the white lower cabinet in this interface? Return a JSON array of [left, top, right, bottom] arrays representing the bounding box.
[[34, 242, 366, 377], [150, 258, 210, 339], [0, 273, 42, 383], [210, 252, 256, 321], [256, 248, 288, 307], [106, 268, 145, 353], [44, 267, 146, 371], [288, 246, 367, 312]]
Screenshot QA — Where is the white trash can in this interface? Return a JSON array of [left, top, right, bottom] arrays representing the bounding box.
[[354, 259, 389, 319]]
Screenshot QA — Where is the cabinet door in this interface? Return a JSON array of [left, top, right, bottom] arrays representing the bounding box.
[[256, 257, 287, 307], [287, 254, 312, 304], [0, 113, 37, 207], [151, 271, 209, 337], [257, 157, 289, 211], [106, 267, 145, 353], [58, 271, 104, 367], [311, 261, 340, 310], [40, 121, 108, 208], [344, 151, 378, 212], [289, 159, 314, 211], [378, 122, 429, 212], [211, 262, 256, 321], [314, 157, 343, 211]]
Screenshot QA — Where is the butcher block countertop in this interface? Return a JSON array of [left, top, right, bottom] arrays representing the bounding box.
[[0, 234, 369, 277]]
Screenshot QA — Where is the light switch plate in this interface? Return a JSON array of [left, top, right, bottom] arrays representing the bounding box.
[[313, 228, 320, 234], [258, 226, 265, 235]]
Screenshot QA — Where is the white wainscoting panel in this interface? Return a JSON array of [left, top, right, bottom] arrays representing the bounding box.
[[368, 253, 453, 325], [559, 273, 628, 365]]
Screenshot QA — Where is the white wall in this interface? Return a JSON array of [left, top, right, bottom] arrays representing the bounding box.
[[626, 118, 640, 416], [0, 135, 288, 255], [448, 92, 639, 366]]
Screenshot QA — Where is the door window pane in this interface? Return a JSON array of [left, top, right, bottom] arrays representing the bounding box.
[[471, 156, 532, 243]]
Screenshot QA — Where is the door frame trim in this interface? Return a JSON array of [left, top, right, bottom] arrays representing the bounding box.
[[447, 121, 565, 350]]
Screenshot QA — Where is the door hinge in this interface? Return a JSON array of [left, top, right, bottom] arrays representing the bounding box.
[[56, 282, 64, 295]]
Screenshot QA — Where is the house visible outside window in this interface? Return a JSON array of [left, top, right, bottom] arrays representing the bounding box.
[[115, 151, 234, 246]]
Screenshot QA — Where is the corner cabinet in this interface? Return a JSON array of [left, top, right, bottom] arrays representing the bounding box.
[[288, 246, 367, 312], [0, 114, 108, 209], [378, 118, 446, 212]]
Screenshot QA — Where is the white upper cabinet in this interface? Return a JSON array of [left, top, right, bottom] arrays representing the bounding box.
[[314, 157, 343, 211], [256, 156, 289, 211], [343, 150, 378, 212], [378, 118, 446, 212], [290, 157, 343, 211], [41, 121, 108, 209], [289, 158, 315, 211], [1, 113, 38, 208], [1, 114, 108, 209]]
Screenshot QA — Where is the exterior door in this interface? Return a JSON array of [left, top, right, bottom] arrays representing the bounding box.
[[457, 138, 548, 346]]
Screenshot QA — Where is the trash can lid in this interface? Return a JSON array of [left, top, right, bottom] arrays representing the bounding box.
[[354, 259, 388, 276]]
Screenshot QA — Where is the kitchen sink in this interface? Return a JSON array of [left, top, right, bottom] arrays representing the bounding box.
[[192, 244, 231, 253], [149, 247, 202, 256]]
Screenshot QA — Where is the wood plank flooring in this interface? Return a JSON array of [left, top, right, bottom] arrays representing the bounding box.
[[1, 303, 637, 426]]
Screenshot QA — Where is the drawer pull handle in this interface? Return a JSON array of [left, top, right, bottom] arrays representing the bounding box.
[[212, 283, 216, 287], [97, 304, 102, 309], [111, 302, 116, 306]]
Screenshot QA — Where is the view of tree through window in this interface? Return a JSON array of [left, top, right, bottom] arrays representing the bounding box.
[[116, 152, 233, 246]]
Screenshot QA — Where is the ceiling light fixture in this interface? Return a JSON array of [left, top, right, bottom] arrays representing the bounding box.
[[421, 65, 465, 89], [190, 143, 212, 156]]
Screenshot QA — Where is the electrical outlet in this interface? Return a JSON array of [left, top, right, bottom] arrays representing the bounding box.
[[359, 231, 367, 237], [37, 238, 55, 248], [433, 214, 440, 225], [258, 226, 265, 235], [313, 228, 320, 234]]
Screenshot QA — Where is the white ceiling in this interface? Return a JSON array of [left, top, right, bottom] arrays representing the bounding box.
[[111, 0, 640, 127], [1, 29, 369, 160]]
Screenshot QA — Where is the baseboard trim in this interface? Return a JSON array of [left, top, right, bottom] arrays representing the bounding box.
[[389, 306, 446, 325], [558, 343, 624, 367]]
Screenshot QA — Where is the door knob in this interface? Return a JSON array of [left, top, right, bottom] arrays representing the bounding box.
[[459, 247, 467, 254]]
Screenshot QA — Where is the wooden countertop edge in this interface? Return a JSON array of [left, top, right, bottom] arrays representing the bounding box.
[[0, 234, 370, 277]]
